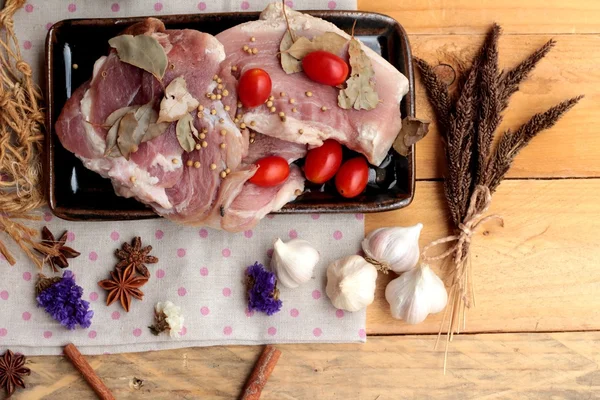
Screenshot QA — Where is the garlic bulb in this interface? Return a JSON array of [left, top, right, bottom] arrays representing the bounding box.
[[271, 238, 319, 288], [326, 255, 378, 312], [362, 223, 423, 273], [385, 263, 447, 324]]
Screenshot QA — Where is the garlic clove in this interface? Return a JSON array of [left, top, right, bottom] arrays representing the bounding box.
[[384, 263, 447, 324], [362, 223, 423, 274], [326, 255, 378, 312], [271, 238, 319, 288]]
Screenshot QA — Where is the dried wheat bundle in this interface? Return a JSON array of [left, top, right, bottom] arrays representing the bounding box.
[[415, 24, 582, 369], [0, 0, 48, 267]]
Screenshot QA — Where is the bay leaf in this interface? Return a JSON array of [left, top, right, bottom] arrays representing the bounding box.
[[280, 31, 302, 74], [133, 102, 159, 138], [286, 32, 347, 60], [280, 31, 348, 74], [105, 106, 136, 127], [143, 122, 170, 143], [106, 101, 171, 158], [108, 34, 168, 81], [104, 117, 120, 157], [105, 106, 140, 156], [175, 113, 196, 153], [157, 76, 200, 124], [392, 117, 430, 157], [134, 102, 155, 128], [337, 38, 379, 110], [117, 111, 143, 160]]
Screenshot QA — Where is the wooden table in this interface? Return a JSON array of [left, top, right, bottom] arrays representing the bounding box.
[[18, 1, 600, 398]]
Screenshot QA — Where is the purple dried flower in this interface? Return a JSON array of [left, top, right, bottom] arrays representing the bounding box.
[[246, 262, 282, 316], [36, 271, 93, 330]]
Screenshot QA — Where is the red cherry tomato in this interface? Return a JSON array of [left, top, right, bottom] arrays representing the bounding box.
[[249, 156, 290, 187], [303, 140, 343, 184], [301, 51, 349, 86], [335, 157, 369, 198], [237, 68, 272, 108]]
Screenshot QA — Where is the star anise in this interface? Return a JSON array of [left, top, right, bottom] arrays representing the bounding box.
[[36, 226, 80, 272], [115, 237, 158, 278], [98, 264, 148, 312], [0, 350, 30, 398]]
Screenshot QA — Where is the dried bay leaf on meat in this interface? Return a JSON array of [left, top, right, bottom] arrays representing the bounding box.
[[286, 32, 347, 60], [108, 34, 168, 80], [105, 106, 137, 127], [107, 102, 168, 158], [338, 38, 379, 110], [117, 111, 142, 159], [176, 113, 197, 152], [104, 118, 121, 157], [135, 102, 169, 145], [105, 106, 136, 156], [280, 31, 348, 74], [115, 102, 159, 159], [393, 117, 430, 157], [157, 76, 200, 123], [280, 31, 302, 74], [144, 122, 170, 143], [134, 102, 156, 132]]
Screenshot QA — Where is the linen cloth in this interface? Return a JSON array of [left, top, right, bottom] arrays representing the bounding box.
[[0, 0, 364, 356]]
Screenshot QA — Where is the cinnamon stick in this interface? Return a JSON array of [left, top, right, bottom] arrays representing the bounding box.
[[240, 345, 282, 400], [63, 343, 115, 400]]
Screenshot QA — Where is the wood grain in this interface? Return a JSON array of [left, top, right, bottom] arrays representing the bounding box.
[[15, 332, 600, 399], [365, 179, 600, 334], [358, 0, 600, 34], [411, 34, 599, 180], [9, 2, 600, 399]]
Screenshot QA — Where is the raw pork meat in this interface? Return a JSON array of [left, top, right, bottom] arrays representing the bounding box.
[[242, 133, 306, 165], [55, 3, 410, 231], [55, 18, 303, 231], [216, 3, 409, 165]]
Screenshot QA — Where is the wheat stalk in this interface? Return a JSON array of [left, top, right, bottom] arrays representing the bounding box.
[[415, 25, 582, 371]]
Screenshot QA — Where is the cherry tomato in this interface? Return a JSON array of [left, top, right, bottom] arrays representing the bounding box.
[[237, 68, 272, 108], [249, 156, 290, 187], [302, 51, 349, 86], [335, 157, 369, 198], [303, 140, 343, 184]]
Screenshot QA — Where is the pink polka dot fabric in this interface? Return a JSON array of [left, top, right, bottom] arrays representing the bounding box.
[[12, 0, 356, 84], [6, 0, 362, 355], [0, 207, 364, 355]]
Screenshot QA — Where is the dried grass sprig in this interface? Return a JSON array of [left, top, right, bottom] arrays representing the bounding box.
[[444, 65, 477, 225], [415, 24, 582, 371], [414, 57, 453, 133], [498, 39, 556, 109], [487, 95, 583, 192], [475, 24, 501, 186], [0, 0, 46, 267]]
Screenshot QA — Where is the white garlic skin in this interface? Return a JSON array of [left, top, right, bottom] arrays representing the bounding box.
[[362, 223, 423, 273], [271, 238, 319, 288], [385, 264, 448, 324], [326, 255, 378, 312]]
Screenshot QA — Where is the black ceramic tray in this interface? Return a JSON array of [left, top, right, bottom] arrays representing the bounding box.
[[45, 10, 415, 221]]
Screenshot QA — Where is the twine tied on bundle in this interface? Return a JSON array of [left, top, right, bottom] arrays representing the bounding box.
[[422, 186, 503, 267]]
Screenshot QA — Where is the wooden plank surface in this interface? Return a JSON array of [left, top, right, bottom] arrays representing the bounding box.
[[365, 179, 600, 334], [7, 1, 600, 399], [411, 34, 600, 180], [16, 332, 600, 399], [358, 0, 600, 34]]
